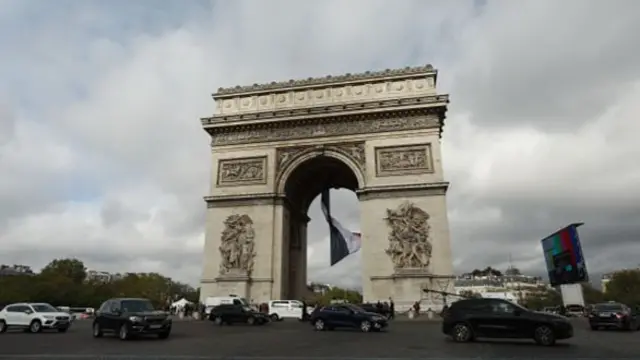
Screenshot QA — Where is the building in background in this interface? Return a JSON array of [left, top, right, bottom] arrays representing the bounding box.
[[86, 270, 121, 282], [454, 267, 546, 303], [0, 264, 34, 276]]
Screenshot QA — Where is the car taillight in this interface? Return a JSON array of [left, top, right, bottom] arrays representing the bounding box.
[[616, 313, 625, 319]]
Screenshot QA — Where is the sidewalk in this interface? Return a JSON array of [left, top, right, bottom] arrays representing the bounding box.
[[392, 313, 442, 322]]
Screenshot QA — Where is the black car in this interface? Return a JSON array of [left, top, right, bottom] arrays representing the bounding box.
[[310, 304, 388, 332], [92, 298, 172, 340], [442, 298, 573, 346], [588, 302, 639, 331], [208, 304, 269, 325], [358, 303, 391, 318]]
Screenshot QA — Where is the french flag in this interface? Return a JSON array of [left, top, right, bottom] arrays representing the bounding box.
[[320, 189, 362, 266]]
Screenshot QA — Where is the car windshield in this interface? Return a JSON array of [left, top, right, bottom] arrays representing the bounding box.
[[121, 300, 154, 312], [31, 304, 58, 313], [595, 304, 623, 312]]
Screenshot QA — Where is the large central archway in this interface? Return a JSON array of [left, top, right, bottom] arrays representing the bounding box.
[[199, 65, 455, 310], [278, 150, 363, 299]]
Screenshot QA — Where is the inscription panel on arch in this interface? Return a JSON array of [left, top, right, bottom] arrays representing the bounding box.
[[374, 144, 433, 177], [216, 156, 268, 187]]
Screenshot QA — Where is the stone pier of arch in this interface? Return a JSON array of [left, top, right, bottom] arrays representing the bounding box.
[[199, 65, 455, 310]]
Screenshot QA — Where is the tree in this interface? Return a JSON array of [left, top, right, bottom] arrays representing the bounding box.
[[604, 269, 640, 306], [581, 283, 604, 304], [0, 257, 199, 309], [40, 258, 87, 284], [522, 286, 562, 310]]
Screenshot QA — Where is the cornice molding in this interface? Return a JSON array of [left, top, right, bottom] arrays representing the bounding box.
[[207, 108, 446, 147], [214, 65, 437, 97], [202, 94, 448, 125], [357, 182, 449, 201]]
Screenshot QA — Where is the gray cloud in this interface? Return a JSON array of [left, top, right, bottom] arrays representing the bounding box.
[[0, 0, 639, 289]]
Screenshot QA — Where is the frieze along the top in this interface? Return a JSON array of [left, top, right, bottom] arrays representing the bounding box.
[[202, 94, 449, 126], [214, 64, 436, 97]]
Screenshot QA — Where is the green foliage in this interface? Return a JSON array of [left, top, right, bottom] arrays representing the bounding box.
[[522, 286, 562, 310], [0, 258, 199, 309], [310, 287, 363, 305], [581, 283, 604, 304], [604, 269, 640, 306]]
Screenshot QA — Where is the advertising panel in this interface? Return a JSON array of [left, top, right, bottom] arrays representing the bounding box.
[[541, 223, 588, 286]]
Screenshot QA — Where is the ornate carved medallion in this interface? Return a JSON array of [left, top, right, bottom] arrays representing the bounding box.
[[384, 202, 432, 271], [219, 214, 256, 276]]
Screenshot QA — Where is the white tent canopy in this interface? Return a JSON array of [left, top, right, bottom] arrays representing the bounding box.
[[171, 298, 192, 308]]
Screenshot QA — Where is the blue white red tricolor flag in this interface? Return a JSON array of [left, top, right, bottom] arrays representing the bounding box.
[[320, 189, 362, 266]]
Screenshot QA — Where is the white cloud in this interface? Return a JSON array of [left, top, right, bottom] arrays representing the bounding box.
[[1, 0, 639, 288]]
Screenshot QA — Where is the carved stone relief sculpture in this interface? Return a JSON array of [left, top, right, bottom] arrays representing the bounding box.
[[219, 214, 256, 276], [384, 202, 433, 270], [217, 156, 267, 186], [375, 144, 433, 177]]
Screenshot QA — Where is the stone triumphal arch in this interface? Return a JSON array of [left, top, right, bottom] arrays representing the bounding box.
[[199, 65, 455, 308]]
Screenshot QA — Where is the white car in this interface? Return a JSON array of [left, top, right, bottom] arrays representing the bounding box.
[[0, 303, 72, 333]]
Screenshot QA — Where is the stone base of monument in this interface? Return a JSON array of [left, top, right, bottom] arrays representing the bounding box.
[[215, 269, 250, 298], [369, 270, 454, 313]]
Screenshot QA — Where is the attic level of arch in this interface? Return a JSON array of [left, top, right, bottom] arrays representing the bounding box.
[[213, 64, 438, 96]]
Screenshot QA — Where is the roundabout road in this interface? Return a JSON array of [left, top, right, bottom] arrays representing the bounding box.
[[0, 319, 638, 359]]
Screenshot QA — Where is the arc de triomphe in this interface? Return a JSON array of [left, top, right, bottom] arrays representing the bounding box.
[[199, 65, 455, 308]]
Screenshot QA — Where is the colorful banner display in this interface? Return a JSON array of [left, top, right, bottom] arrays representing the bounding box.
[[541, 223, 589, 286]]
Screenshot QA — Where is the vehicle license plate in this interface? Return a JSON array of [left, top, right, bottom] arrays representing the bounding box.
[[149, 324, 162, 329], [599, 312, 610, 317]]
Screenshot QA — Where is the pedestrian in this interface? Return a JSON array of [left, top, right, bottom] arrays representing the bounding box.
[[388, 297, 395, 320], [301, 299, 308, 321]]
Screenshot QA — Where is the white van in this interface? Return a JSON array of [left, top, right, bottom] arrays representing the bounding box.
[[204, 296, 249, 315], [268, 300, 306, 320]]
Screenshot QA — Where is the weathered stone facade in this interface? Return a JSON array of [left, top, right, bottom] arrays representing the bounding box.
[[199, 65, 455, 309]]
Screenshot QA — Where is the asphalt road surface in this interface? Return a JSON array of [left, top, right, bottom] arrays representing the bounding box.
[[0, 319, 638, 359]]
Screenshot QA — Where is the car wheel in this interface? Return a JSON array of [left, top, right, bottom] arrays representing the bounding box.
[[360, 320, 372, 333], [314, 319, 325, 331], [57, 327, 68, 333], [247, 316, 256, 325], [92, 322, 103, 338], [29, 320, 42, 333], [451, 323, 473, 342], [533, 325, 556, 346], [270, 314, 279, 322], [0, 320, 6, 333], [158, 330, 171, 339], [118, 324, 129, 341], [213, 317, 223, 325]]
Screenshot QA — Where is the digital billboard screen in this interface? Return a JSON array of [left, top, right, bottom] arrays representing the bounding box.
[[541, 223, 588, 286]]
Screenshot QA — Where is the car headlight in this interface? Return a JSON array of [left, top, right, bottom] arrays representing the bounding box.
[[129, 316, 143, 322], [43, 315, 54, 320]]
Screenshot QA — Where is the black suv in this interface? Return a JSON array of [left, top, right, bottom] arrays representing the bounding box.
[[310, 304, 388, 332], [92, 298, 172, 340], [208, 304, 269, 325], [588, 302, 640, 330], [442, 298, 573, 346]]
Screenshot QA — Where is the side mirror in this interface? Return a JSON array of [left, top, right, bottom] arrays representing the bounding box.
[[111, 309, 121, 315], [24, 310, 32, 315]]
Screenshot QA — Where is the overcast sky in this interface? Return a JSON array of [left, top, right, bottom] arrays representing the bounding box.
[[1, 0, 639, 289]]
